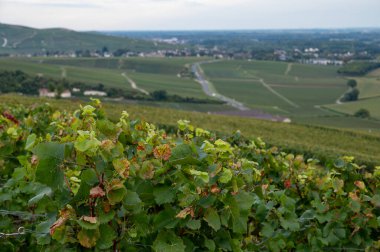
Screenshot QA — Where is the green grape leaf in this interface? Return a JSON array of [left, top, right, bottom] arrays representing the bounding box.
[[98, 209, 115, 224], [35, 217, 55, 245], [124, 190, 142, 206], [97, 224, 117, 250], [25, 133, 37, 151], [153, 207, 178, 230], [28, 186, 53, 206], [33, 142, 66, 190], [169, 144, 198, 165], [152, 230, 186, 252], [204, 207, 221, 231], [261, 222, 275, 238], [153, 186, 176, 205], [189, 169, 209, 183], [219, 168, 232, 183], [106, 180, 127, 205], [186, 219, 201, 230], [204, 238, 216, 251], [72, 169, 98, 202], [280, 214, 300, 231]]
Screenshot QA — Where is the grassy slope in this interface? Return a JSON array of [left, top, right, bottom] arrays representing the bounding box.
[[325, 97, 380, 120], [202, 60, 347, 116], [0, 23, 172, 53], [323, 69, 380, 119], [1, 94, 380, 166]]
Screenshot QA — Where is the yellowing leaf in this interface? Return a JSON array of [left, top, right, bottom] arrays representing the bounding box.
[[176, 207, 194, 219], [113, 158, 130, 178], [354, 181, 366, 191], [153, 144, 172, 161], [77, 229, 100, 248]]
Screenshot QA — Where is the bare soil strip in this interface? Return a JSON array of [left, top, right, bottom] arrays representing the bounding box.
[[121, 72, 149, 95]]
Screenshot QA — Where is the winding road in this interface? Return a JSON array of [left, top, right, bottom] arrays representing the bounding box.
[[192, 61, 249, 111], [121, 73, 149, 95], [2, 38, 7, 47]]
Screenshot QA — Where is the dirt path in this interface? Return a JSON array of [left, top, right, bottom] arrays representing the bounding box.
[[2, 38, 7, 47], [259, 78, 299, 108], [192, 61, 249, 111], [61, 67, 67, 78], [284, 63, 293, 76], [121, 73, 149, 95]]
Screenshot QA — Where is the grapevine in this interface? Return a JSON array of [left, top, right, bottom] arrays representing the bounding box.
[[0, 100, 379, 251]]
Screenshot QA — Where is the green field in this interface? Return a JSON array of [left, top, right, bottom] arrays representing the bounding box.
[[356, 77, 380, 99], [322, 68, 380, 119], [325, 97, 380, 120], [1, 57, 380, 132], [202, 60, 347, 117], [0, 57, 209, 98], [200, 60, 380, 130]]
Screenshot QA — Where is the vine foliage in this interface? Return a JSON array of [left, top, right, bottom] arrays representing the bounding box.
[[0, 100, 380, 251]]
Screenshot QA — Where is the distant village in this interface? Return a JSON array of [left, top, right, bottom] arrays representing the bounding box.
[[4, 36, 376, 66]]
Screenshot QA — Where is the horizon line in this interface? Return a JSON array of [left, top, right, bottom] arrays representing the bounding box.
[[2, 22, 380, 33]]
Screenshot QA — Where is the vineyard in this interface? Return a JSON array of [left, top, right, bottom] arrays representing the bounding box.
[[1, 100, 380, 251]]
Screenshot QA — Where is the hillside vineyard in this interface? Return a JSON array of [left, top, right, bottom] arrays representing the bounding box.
[[1, 100, 380, 251]]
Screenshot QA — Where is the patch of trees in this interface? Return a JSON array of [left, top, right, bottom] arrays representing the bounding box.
[[0, 70, 140, 98], [338, 62, 380, 76], [341, 79, 360, 102], [150, 90, 223, 104], [347, 79, 357, 88], [354, 108, 370, 118]]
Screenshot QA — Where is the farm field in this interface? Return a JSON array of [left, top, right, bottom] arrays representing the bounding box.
[[355, 77, 380, 99], [202, 60, 347, 116], [1, 93, 380, 166], [1, 57, 380, 131], [324, 97, 380, 120], [323, 69, 380, 118], [0, 57, 209, 98]]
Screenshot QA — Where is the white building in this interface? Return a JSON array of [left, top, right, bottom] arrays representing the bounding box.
[[61, 90, 72, 98], [39, 88, 72, 98], [84, 90, 107, 97], [39, 88, 56, 98]]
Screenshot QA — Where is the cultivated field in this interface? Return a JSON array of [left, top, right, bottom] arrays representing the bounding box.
[[1, 57, 379, 131], [0, 57, 209, 98], [202, 60, 347, 116]]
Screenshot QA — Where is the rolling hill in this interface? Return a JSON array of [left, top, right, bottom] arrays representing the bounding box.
[[0, 23, 172, 54]]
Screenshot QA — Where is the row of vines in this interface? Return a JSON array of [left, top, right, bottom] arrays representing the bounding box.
[[0, 100, 380, 251]]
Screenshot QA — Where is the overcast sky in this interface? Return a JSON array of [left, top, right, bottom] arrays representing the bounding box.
[[0, 0, 379, 31]]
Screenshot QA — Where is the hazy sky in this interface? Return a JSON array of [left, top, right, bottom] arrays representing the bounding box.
[[0, 0, 379, 31]]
